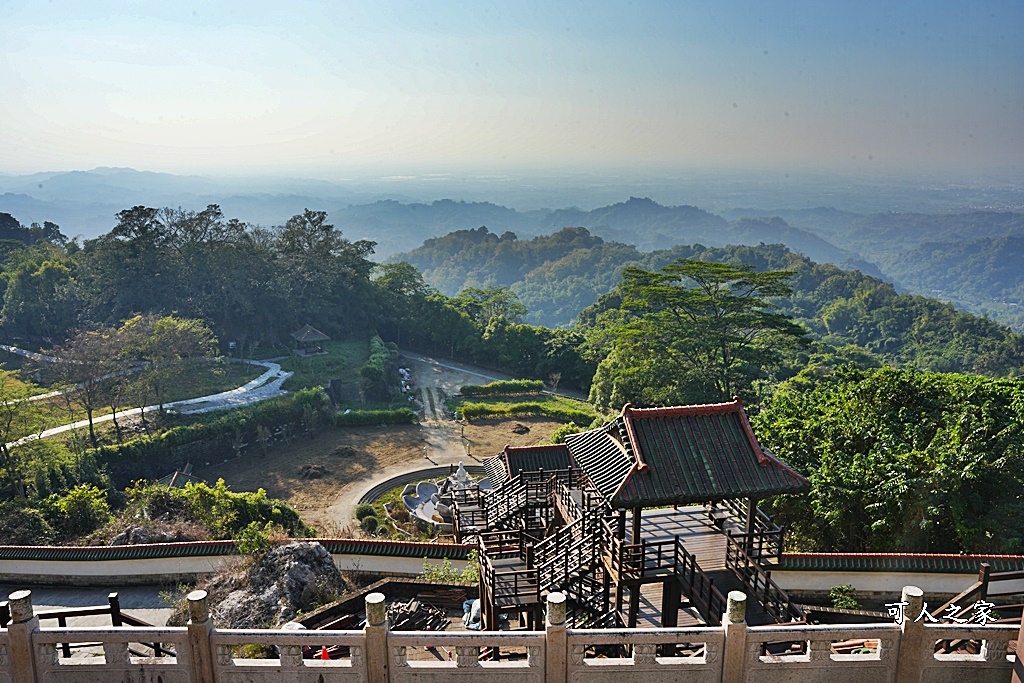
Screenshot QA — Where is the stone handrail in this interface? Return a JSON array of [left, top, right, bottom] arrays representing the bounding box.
[[1, 586, 1019, 683]]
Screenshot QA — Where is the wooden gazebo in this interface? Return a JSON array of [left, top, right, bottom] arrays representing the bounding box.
[[459, 397, 811, 632], [290, 324, 330, 355]]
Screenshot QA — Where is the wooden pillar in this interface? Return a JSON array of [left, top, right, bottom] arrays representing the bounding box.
[[661, 579, 681, 627], [627, 582, 640, 628], [745, 498, 758, 552], [617, 509, 626, 540], [631, 506, 642, 544]]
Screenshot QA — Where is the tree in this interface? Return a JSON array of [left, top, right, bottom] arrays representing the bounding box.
[[451, 286, 528, 326], [1, 257, 78, 339], [54, 326, 122, 448], [119, 314, 218, 414], [753, 367, 1024, 554], [0, 372, 43, 499], [590, 259, 806, 411]]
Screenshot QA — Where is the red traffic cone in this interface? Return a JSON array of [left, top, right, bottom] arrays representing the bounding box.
[[320, 646, 330, 660]]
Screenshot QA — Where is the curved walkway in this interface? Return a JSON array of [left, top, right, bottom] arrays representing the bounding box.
[[4, 346, 294, 449]]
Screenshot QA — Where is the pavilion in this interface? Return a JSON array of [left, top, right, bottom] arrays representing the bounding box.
[[463, 397, 810, 629], [290, 324, 330, 355]]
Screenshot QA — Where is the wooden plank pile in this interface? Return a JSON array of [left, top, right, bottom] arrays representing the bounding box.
[[387, 599, 451, 632]]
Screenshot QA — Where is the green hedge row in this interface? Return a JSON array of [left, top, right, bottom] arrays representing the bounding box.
[[459, 401, 597, 424], [359, 333, 398, 383], [90, 388, 331, 488], [460, 379, 545, 397], [335, 408, 418, 426]]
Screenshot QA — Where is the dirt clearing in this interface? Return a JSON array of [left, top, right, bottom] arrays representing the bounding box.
[[201, 351, 576, 532]]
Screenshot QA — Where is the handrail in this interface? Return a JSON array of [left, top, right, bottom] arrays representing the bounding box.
[[725, 532, 804, 623], [711, 499, 785, 560]]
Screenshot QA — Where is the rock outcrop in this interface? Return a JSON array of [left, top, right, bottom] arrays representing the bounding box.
[[169, 542, 345, 628]]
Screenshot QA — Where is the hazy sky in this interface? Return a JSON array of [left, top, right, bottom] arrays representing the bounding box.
[[1, 0, 1021, 178]]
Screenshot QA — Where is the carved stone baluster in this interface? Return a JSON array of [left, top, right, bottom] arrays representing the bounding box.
[[455, 645, 480, 667], [807, 638, 832, 662], [527, 645, 541, 667], [391, 646, 408, 667], [36, 643, 58, 667], [633, 642, 657, 665], [570, 644, 586, 666], [216, 645, 232, 666], [349, 645, 363, 668], [279, 644, 302, 667], [102, 641, 129, 666], [981, 639, 1009, 662]]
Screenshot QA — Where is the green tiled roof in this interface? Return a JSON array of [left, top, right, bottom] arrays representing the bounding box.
[[505, 444, 573, 479], [565, 399, 809, 508], [780, 553, 1024, 574], [482, 455, 508, 485], [565, 423, 634, 500], [0, 539, 471, 562]]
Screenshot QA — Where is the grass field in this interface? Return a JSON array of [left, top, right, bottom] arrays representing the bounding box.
[[446, 391, 602, 424], [279, 339, 370, 391]]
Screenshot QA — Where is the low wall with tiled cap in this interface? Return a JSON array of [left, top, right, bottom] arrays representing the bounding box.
[[0, 538, 472, 586], [774, 552, 1024, 597]]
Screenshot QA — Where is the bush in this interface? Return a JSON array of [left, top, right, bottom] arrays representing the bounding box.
[[459, 401, 597, 424], [126, 479, 310, 540], [360, 516, 379, 533], [359, 334, 398, 383], [335, 408, 417, 427], [830, 584, 861, 610], [460, 379, 545, 397], [90, 388, 332, 488], [354, 503, 377, 521], [45, 484, 111, 539], [419, 549, 479, 583], [236, 521, 273, 555], [549, 422, 586, 444], [0, 501, 55, 545]]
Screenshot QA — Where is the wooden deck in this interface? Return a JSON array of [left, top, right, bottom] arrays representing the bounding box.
[[629, 506, 775, 626], [629, 505, 729, 570]]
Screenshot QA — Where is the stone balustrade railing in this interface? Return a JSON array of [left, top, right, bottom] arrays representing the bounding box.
[[0, 586, 1019, 683]]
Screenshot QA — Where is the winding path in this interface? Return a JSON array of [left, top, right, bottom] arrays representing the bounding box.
[[3, 346, 294, 449]]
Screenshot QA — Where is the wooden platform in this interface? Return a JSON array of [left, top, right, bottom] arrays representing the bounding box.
[[629, 506, 775, 626], [629, 506, 729, 570]]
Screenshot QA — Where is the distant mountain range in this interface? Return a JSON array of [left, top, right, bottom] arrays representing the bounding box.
[[2, 167, 1023, 328]]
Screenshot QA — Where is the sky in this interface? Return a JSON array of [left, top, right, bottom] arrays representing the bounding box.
[[1, 0, 1022, 179]]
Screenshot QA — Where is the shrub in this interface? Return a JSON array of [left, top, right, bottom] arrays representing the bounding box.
[[359, 334, 398, 383], [125, 479, 310, 540], [89, 388, 332, 488], [830, 584, 861, 610], [419, 549, 479, 583], [460, 379, 545, 397], [354, 503, 376, 521], [0, 501, 55, 545], [45, 484, 111, 539], [335, 408, 417, 427], [360, 516, 379, 533], [459, 401, 597, 424], [549, 422, 586, 444], [236, 521, 273, 555]]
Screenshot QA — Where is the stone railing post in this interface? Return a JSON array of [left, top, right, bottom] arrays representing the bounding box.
[[546, 592, 567, 683], [186, 590, 216, 683], [365, 592, 389, 683], [894, 585, 924, 683], [721, 590, 748, 683], [7, 590, 40, 683]]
